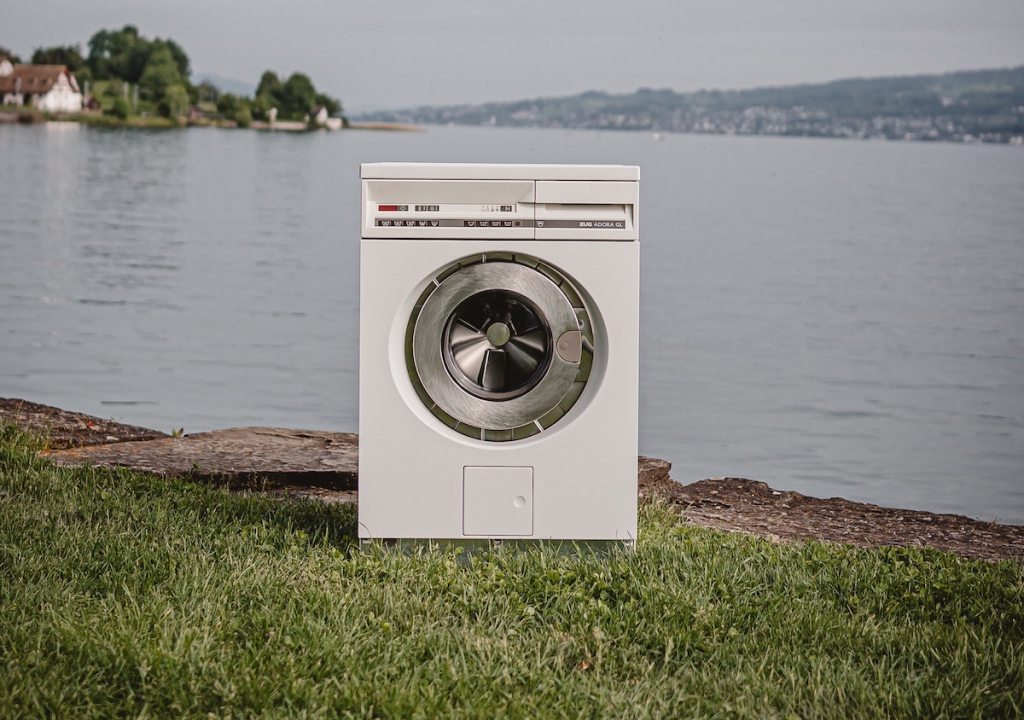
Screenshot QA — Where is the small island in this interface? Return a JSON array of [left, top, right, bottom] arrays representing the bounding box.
[[0, 25, 395, 132]]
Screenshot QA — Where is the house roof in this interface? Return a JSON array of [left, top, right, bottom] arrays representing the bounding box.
[[0, 64, 79, 95]]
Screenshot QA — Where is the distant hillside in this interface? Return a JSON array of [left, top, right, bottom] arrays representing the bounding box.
[[357, 66, 1024, 144]]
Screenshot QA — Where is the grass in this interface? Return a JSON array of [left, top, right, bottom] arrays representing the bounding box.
[[72, 113, 179, 129], [0, 425, 1021, 719]]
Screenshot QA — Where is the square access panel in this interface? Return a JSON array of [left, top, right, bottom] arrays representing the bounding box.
[[463, 466, 534, 536]]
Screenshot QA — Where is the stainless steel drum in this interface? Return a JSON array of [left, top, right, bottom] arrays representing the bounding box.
[[407, 253, 595, 441]]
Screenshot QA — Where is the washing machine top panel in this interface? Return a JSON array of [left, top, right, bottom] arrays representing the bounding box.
[[361, 164, 639, 241], [361, 163, 639, 182]]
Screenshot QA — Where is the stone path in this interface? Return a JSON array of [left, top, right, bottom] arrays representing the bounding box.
[[3, 398, 1021, 561]]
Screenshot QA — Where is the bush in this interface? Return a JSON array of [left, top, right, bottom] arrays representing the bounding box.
[[233, 106, 252, 128], [109, 96, 130, 119], [158, 84, 189, 119]]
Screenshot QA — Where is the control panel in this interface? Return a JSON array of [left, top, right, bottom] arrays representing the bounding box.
[[362, 177, 637, 240], [374, 204, 526, 228]]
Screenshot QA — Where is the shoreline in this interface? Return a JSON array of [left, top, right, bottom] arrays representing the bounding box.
[[0, 109, 421, 132], [2, 397, 1020, 562]]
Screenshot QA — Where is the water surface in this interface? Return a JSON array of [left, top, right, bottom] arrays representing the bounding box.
[[1, 123, 1022, 522]]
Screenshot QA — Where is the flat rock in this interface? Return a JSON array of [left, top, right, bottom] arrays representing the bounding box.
[[44, 426, 359, 490], [1, 398, 167, 448]]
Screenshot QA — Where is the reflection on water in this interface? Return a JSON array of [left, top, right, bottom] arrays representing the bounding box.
[[1, 123, 1022, 523]]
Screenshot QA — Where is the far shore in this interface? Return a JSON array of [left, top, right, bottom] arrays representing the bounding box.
[[0, 108, 421, 133], [346, 121, 423, 132]]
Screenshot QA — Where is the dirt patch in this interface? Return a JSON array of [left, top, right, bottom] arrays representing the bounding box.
[[641, 470, 1023, 563]]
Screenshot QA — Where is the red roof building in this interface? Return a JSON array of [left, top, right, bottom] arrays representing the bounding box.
[[0, 61, 83, 113]]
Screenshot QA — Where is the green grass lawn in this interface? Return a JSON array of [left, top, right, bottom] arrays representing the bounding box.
[[1, 425, 1021, 719]]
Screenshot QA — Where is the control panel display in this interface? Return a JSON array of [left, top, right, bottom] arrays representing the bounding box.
[[373, 201, 528, 228]]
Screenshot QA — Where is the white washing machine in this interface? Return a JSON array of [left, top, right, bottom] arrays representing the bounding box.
[[358, 163, 639, 543]]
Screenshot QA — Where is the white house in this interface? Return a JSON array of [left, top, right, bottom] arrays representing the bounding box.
[[0, 62, 83, 113], [310, 104, 342, 130]]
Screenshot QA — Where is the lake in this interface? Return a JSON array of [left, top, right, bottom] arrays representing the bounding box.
[[1, 123, 1022, 523]]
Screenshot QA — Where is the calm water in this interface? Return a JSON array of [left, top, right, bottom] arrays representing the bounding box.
[[2, 123, 1022, 523]]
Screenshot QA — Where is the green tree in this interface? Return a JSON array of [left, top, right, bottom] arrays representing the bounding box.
[[139, 46, 184, 101], [0, 46, 22, 64], [158, 38, 190, 81], [87, 25, 147, 81], [251, 68, 344, 122], [250, 92, 273, 120], [216, 93, 237, 115], [159, 84, 190, 118], [102, 79, 126, 102], [279, 72, 316, 119], [85, 29, 113, 78], [233, 104, 252, 128], [216, 92, 252, 126], [255, 70, 281, 99], [86, 27, 190, 87], [31, 45, 85, 70], [315, 92, 342, 117], [109, 95, 130, 119], [216, 92, 239, 116]]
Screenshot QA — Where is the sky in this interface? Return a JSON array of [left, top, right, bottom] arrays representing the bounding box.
[[3, 0, 1024, 112]]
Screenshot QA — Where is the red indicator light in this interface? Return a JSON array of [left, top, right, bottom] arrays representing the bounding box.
[[378, 204, 400, 212]]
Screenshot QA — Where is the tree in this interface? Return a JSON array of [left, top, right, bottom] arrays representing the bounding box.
[[159, 84, 190, 118], [216, 93, 252, 126], [233, 104, 252, 128], [315, 92, 342, 117], [31, 45, 85, 70], [110, 95, 130, 119], [250, 92, 273, 120], [279, 72, 316, 119], [158, 38, 190, 81], [0, 46, 22, 64], [85, 29, 113, 78], [101, 80, 126, 106], [87, 25, 146, 81], [216, 92, 239, 115], [251, 68, 344, 123], [85, 26, 190, 88], [139, 45, 184, 101], [255, 70, 281, 99]]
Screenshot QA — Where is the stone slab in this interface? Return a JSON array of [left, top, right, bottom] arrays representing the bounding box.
[[44, 426, 359, 490], [1, 397, 168, 448]]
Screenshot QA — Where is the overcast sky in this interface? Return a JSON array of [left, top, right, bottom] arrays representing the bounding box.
[[3, 0, 1023, 111]]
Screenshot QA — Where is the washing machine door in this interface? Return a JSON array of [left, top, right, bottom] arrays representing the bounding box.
[[409, 256, 592, 441]]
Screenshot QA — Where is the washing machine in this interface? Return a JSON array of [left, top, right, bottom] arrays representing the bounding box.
[[358, 163, 639, 543]]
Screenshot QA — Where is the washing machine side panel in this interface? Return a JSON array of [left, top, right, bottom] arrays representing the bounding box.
[[514, 240, 640, 540], [359, 239, 468, 539], [359, 239, 639, 541]]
